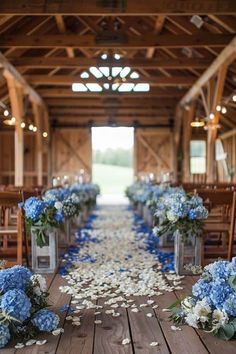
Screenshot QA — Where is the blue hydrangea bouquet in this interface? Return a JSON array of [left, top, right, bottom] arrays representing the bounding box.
[[0, 265, 59, 348], [23, 196, 65, 247], [170, 258, 236, 340], [153, 191, 208, 242]]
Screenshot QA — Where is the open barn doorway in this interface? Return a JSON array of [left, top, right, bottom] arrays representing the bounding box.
[[92, 127, 134, 204]]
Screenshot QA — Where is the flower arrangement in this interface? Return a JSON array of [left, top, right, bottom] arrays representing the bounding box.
[[23, 196, 64, 247], [153, 191, 208, 242], [170, 258, 236, 340], [0, 265, 59, 348]]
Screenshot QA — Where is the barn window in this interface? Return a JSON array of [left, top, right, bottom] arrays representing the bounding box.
[[190, 140, 206, 174]]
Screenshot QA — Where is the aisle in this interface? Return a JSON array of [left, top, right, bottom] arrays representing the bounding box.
[[60, 206, 180, 300]]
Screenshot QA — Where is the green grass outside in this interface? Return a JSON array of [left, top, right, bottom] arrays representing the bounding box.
[[92, 163, 133, 195]]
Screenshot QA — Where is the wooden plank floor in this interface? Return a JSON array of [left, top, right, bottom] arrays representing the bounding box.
[[2, 274, 235, 354]]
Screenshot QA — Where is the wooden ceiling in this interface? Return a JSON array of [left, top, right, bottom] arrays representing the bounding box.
[[0, 1, 235, 130]]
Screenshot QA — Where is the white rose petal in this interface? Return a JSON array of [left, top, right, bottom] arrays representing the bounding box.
[[36, 340, 47, 346], [150, 342, 159, 347], [122, 338, 131, 345], [94, 320, 102, 324], [15, 343, 25, 349], [171, 325, 182, 331], [25, 339, 36, 346]]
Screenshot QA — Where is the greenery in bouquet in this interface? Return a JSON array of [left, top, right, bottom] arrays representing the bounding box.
[[170, 258, 236, 340], [23, 196, 64, 247], [0, 265, 60, 348], [153, 191, 208, 242]]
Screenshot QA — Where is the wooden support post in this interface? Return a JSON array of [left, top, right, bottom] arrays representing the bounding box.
[[182, 101, 195, 182], [173, 105, 183, 183], [206, 64, 228, 183], [4, 73, 24, 186], [32, 102, 43, 186]]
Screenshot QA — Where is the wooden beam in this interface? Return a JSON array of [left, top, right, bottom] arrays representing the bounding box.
[[180, 35, 236, 105], [5, 75, 24, 186], [0, 52, 45, 106], [46, 97, 177, 107], [55, 15, 74, 58], [49, 108, 173, 115], [10, 57, 212, 69], [146, 16, 165, 58], [25, 75, 196, 86], [206, 64, 229, 182], [0, 1, 235, 15], [0, 34, 233, 48], [37, 88, 186, 98], [31, 102, 43, 186], [182, 101, 195, 182], [220, 128, 236, 140]]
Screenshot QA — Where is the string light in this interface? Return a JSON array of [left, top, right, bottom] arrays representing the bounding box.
[[216, 105, 221, 112], [221, 106, 227, 114], [42, 132, 48, 138], [20, 122, 26, 128], [33, 126, 37, 132], [3, 109, 9, 117], [233, 95, 236, 102], [29, 124, 34, 131]]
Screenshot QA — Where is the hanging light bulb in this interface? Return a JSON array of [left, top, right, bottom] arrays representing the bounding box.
[[29, 124, 34, 131], [190, 116, 205, 128], [33, 126, 37, 132], [209, 112, 215, 120], [20, 122, 26, 128], [216, 105, 221, 112], [221, 106, 227, 114], [233, 95, 236, 102], [3, 109, 9, 117], [42, 131, 48, 138]]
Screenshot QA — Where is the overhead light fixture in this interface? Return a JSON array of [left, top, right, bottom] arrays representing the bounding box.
[[216, 105, 221, 112], [33, 126, 37, 132], [190, 117, 205, 128], [233, 95, 236, 102], [20, 122, 26, 128], [190, 15, 204, 29], [42, 132, 48, 138], [29, 124, 34, 131], [3, 117, 15, 126]]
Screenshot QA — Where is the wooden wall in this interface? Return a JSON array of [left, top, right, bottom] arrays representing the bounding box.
[[0, 131, 48, 186], [51, 128, 92, 179], [134, 128, 174, 180]]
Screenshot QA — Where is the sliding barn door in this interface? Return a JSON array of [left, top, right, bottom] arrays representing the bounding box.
[[134, 128, 174, 179], [52, 128, 92, 178]]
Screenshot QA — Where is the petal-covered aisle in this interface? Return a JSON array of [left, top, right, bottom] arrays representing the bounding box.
[[60, 206, 183, 328]]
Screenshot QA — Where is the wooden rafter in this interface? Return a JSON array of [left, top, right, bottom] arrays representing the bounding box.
[[180, 36, 236, 106], [0, 34, 233, 48], [25, 75, 196, 86], [0, 1, 235, 15], [9, 57, 212, 69], [0, 52, 45, 106], [146, 16, 165, 58], [55, 15, 74, 58]]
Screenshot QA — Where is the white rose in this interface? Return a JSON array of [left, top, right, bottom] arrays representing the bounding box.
[[212, 309, 228, 326], [55, 201, 63, 210], [193, 299, 211, 323], [185, 313, 199, 328]]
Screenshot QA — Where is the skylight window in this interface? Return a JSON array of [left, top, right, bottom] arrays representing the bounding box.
[[72, 83, 88, 92], [89, 67, 103, 78], [72, 60, 150, 93], [133, 83, 150, 92], [99, 67, 110, 77], [86, 83, 103, 92], [80, 71, 89, 79], [111, 67, 122, 77], [120, 67, 131, 78], [118, 83, 135, 92], [130, 71, 139, 79]]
